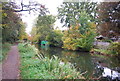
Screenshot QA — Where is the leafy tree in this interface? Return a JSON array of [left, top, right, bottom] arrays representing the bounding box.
[[31, 27, 37, 37], [31, 15, 55, 42], [2, 2, 20, 43], [97, 2, 120, 38], [18, 22, 27, 40], [1, 2, 27, 43], [58, 2, 97, 51], [1, 0, 50, 43], [31, 27, 40, 42], [46, 30, 63, 47], [58, 2, 98, 27], [62, 11, 96, 51]]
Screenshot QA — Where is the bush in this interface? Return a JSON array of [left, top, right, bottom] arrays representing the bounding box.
[[109, 42, 120, 55], [91, 42, 120, 56], [18, 43, 84, 79], [46, 30, 63, 47], [62, 11, 96, 51], [62, 22, 96, 51], [18, 43, 38, 58]]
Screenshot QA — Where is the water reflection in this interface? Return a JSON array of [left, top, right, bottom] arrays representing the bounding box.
[[96, 62, 120, 80], [35, 44, 120, 80]]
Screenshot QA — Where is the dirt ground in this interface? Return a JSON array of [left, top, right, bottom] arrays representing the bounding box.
[[2, 45, 20, 79]]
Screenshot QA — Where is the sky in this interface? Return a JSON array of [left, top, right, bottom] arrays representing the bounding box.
[[15, 0, 64, 35]]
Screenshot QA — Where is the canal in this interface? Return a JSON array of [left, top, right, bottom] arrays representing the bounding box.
[[36, 45, 120, 80]]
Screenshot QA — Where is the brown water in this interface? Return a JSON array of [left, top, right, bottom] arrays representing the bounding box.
[[36, 45, 120, 80]]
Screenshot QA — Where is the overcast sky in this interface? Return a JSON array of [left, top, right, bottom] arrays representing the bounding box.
[[15, 0, 64, 34]]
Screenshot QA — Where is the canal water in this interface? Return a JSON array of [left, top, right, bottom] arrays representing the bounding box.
[[36, 45, 120, 80]]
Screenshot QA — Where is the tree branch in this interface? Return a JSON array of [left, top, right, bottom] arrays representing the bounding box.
[[2, 1, 49, 15]]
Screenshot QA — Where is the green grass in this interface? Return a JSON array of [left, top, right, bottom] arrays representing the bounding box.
[[0, 43, 11, 62], [18, 43, 84, 79], [92, 42, 120, 56], [94, 49, 110, 54]]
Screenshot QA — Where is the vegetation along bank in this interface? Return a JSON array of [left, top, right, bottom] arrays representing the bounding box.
[[18, 43, 84, 79]]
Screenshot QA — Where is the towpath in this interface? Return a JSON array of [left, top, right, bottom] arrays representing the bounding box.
[[2, 45, 20, 79]]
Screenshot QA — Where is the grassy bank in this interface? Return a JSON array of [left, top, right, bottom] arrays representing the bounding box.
[[91, 42, 120, 57], [0, 43, 11, 62], [18, 43, 84, 79]]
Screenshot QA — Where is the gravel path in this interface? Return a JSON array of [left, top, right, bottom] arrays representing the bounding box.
[[2, 45, 20, 79]]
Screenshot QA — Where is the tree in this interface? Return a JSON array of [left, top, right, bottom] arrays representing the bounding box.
[[58, 2, 97, 51], [1, 0, 50, 43], [46, 30, 63, 47], [31, 15, 55, 42], [58, 2, 98, 27], [30, 27, 40, 42], [31, 26, 37, 37], [97, 2, 120, 38], [18, 21, 27, 40], [1, 2, 26, 43], [62, 11, 96, 51], [2, 1, 49, 15]]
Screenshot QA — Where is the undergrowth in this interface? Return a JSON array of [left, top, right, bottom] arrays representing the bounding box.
[[0, 43, 11, 62], [18, 43, 84, 79], [91, 42, 120, 56]]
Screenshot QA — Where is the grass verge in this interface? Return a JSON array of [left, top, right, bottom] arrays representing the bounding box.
[[0, 43, 11, 62], [18, 43, 84, 79]]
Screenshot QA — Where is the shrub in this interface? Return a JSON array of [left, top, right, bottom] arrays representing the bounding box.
[[46, 30, 63, 47], [109, 42, 120, 55], [91, 42, 120, 56], [18, 43, 84, 79], [18, 43, 38, 58], [62, 22, 96, 51]]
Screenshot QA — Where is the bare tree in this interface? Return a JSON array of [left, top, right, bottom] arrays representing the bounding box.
[[2, 0, 49, 15]]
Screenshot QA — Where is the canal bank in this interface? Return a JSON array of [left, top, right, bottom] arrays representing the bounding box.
[[35, 44, 120, 80], [18, 43, 84, 79]]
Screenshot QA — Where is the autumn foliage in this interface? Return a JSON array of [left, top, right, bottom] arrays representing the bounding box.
[[62, 22, 96, 51]]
